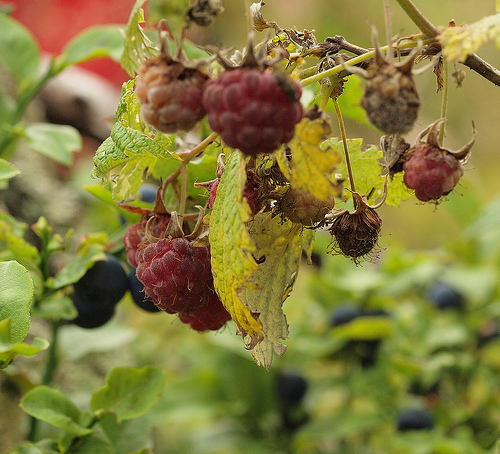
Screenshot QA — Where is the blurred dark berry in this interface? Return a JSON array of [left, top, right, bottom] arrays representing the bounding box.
[[71, 294, 115, 329], [330, 304, 362, 327], [276, 372, 308, 407], [139, 184, 158, 204], [73, 255, 129, 309], [397, 408, 434, 432], [428, 281, 465, 310], [129, 269, 161, 313]]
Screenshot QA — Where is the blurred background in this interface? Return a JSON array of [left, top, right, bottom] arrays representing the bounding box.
[[1, 1, 500, 453]]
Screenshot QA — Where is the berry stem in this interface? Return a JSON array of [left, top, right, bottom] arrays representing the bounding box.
[[333, 98, 357, 204], [179, 161, 188, 220], [243, 0, 253, 34], [176, 131, 219, 160], [383, 0, 393, 62], [439, 57, 449, 147]]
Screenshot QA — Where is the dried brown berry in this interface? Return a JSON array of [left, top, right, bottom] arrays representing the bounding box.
[[280, 187, 335, 227], [327, 187, 386, 264]]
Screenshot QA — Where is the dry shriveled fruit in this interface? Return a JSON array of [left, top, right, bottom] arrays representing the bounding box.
[[136, 51, 209, 133], [345, 30, 421, 134], [203, 68, 303, 155], [280, 187, 335, 227], [402, 118, 476, 202], [327, 190, 385, 263]]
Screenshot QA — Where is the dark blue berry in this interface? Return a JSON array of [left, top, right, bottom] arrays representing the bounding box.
[[139, 184, 158, 204], [129, 269, 161, 313], [276, 372, 308, 407], [71, 294, 115, 329], [73, 255, 129, 309], [397, 408, 434, 432], [330, 304, 362, 327], [428, 281, 465, 310]]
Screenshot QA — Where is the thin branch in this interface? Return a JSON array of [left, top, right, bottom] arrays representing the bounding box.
[[395, 0, 500, 87]]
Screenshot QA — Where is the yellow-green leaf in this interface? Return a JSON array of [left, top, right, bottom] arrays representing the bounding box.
[[240, 214, 309, 370], [439, 14, 500, 62], [209, 152, 262, 345], [324, 137, 411, 207], [278, 117, 342, 202]]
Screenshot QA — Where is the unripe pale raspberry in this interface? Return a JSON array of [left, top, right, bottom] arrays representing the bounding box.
[[136, 55, 209, 133], [178, 292, 232, 331], [280, 188, 335, 226], [136, 237, 216, 314], [202, 68, 303, 155], [403, 143, 464, 202]]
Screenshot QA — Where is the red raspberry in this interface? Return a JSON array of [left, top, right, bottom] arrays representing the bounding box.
[[208, 171, 261, 216], [280, 188, 335, 227], [178, 292, 231, 331], [136, 55, 209, 133], [403, 143, 464, 202], [202, 68, 303, 155], [135, 237, 216, 314], [123, 212, 171, 267]]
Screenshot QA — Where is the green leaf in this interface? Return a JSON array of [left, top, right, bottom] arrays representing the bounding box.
[[23, 123, 81, 166], [439, 13, 500, 62], [209, 152, 262, 348], [0, 159, 20, 183], [0, 324, 49, 368], [90, 366, 166, 423], [58, 25, 124, 69], [121, 0, 159, 76], [0, 13, 40, 85], [0, 261, 34, 343], [6, 439, 59, 454], [99, 413, 153, 454], [0, 220, 41, 271], [324, 137, 412, 207], [92, 80, 178, 200], [331, 315, 393, 340], [31, 294, 77, 321], [20, 386, 93, 436], [66, 432, 114, 454]]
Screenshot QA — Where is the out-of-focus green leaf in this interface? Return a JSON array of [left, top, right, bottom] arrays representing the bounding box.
[[0, 323, 49, 368], [0, 13, 40, 86], [23, 123, 81, 166], [31, 294, 77, 321], [58, 25, 124, 69], [0, 260, 33, 343], [90, 366, 166, 422], [20, 386, 93, 436], [0, 159, 20, 183]]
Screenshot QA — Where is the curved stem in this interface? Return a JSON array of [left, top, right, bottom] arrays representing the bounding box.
[[176, 131, 219, 160], [333, 98, 356, 205]]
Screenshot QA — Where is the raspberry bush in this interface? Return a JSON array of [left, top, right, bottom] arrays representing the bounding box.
[[2, 0, 500, 452]]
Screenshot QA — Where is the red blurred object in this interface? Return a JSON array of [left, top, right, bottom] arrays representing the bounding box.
[[8, 0, 137, 87]]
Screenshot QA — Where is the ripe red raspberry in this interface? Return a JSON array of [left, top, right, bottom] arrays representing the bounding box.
[[202, 68, 303, 155], [136, 55, 209, 133], [208, 171, 262, 216], [123, 212, 171, 267], [403, 143, 464, 202], [280, 188, 335, 227], [178, 292, 231, 331], [136, 237, 216, 314]]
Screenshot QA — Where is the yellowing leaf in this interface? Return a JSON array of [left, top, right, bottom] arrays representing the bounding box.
[[439, 14, 500, 62], [240, 214, 309, 370], [209, 152, 262, 345], [278, 117, 342, 202], [324, 137, 412, 207]]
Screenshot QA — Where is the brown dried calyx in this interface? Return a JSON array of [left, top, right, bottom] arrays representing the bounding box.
[[326, 180, 387, 264]]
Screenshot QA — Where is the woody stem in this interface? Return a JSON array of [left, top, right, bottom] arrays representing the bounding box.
[[333, 98, 357, 205], [439, 57, 449, 146]]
